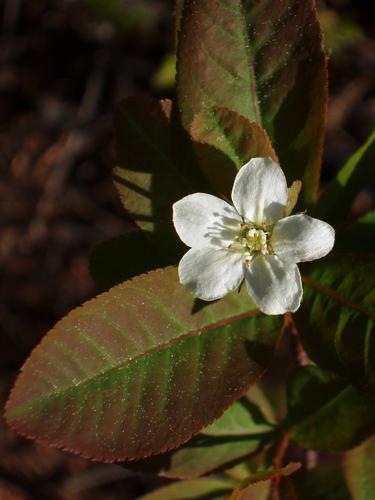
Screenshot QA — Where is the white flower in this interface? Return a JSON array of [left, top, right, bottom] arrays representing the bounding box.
[[173, 157, 335, 315]]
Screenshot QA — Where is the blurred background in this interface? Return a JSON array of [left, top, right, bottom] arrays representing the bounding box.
[[0, 0, 374, 498]]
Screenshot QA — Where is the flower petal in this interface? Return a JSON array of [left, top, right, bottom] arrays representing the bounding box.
[[231, 157, 288, 225], [178, 247, 245, 301], [245, 255, 302, 315], [173, 193, 242, 249], [271, 214, 335, 263]]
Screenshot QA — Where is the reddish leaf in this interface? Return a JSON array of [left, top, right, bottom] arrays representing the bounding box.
[[190, 106, 278, 198], [6, 267, 281, 462], [177, 0, 327, 204]]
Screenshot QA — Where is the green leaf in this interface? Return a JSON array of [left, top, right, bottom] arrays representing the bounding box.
[[126, 432, 265, 479], [229, 463, 300, 499], [177, 0, 327, 204], [344, 436, 375, 500], [202, 397, 274, 437], [295, 255, 375, 393], [190, 107, 278, 198], [140, 478, 234, 500], [113, 97, 208, 258], [5, 267, 281, 462], [231, 480, 271, 500], [315, 130, 375, 225], [122, 388, 276, 478], [285, 366, 375, 451], [89, 231, 172, 289], [335, 211, 375, 254], [151, 53, 177, 91]]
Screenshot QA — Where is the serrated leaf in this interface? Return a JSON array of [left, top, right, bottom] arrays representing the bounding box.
[[190, 107, 277, 197], [295, 255, 375, 393], [230, 462, 301, 500], [140, 478, 235, 500], [5, 267, 281, 462], [315, 131, 375, 225], [344, 436, 375, 500], [229, 463, 300, 500], [113, 97, 208, 259], [285, 366, 375, 452], [231, 480, 271, 500], [177, 0, 327, 204]]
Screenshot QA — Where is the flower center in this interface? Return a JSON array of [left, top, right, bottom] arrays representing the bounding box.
[[230, 223, 271, 262]]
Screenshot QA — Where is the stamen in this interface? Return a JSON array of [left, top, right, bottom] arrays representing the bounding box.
[[232, 222, 271, 260]]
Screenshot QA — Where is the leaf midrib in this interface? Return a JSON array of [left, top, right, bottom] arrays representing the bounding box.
[[7, 309, 260, 417], [302, 275, 375, 320]]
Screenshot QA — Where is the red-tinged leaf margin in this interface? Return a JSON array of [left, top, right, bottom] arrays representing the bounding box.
[[177, 0, 327, 205], [5, 267, 282, 463], [190, 106, 278, 198], [229, 462, 301, 500]]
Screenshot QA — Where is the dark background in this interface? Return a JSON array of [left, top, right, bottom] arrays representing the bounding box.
[[0, 0, 374, 498]]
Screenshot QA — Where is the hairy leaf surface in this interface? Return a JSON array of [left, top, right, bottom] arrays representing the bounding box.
[[122, 387, 275, 478], [190, 107, 277, 197], [177, 0, 327, 204], [6, 267, 281, 462], [295, 256, 375, 393]]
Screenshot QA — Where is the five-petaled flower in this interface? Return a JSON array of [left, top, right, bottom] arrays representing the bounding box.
[[173, 157, 335, 315]]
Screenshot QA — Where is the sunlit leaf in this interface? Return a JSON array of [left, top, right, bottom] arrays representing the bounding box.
[[315, 131, 375, 225], [190, 107, 278, 198], [285, 366, 375, 451], [177, 0, 327, 204], [6, 267, 281, 462], [344, 436, 375, 500], [295, 256, 375, 393]]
